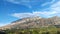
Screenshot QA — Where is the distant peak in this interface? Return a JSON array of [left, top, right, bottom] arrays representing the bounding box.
[[11, 16, 41, 23], [52, 16, 59, 18]]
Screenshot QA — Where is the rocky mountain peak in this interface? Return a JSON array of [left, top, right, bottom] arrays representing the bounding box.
[[0, 16, 60, 30]]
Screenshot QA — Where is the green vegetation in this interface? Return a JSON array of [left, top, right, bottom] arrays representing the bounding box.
[[4, 26, 60, 34]]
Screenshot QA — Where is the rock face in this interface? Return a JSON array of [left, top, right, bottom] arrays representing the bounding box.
[[0, 16, 60, 30]]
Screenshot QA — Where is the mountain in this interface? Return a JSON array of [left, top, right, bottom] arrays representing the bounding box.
[[0, 16, 60, 30]]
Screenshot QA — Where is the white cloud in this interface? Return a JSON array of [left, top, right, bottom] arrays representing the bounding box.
[[11, 12, 40, 18], [6, 0, 41, 8], [11, 0, 60, 18], [40, 0, 60, 17], [41, 0, 56, 6], [50, 1, 60, 14], [6, 0, 32, 8], [11, 11, 57, 18]]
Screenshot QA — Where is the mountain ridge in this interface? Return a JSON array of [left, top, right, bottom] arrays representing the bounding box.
[[0, 16, 60, 30]]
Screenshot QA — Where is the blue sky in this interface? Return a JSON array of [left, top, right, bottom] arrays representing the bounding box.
[[0, 0, 60, 26]]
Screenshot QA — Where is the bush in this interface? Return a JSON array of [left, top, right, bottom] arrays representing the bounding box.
[[4, 26, 59, 34]]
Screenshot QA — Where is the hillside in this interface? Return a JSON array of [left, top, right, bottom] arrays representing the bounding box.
[[0, 16, 60, 30]]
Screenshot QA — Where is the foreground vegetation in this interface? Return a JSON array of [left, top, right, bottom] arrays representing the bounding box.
[[3, 26, 60, 34]]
